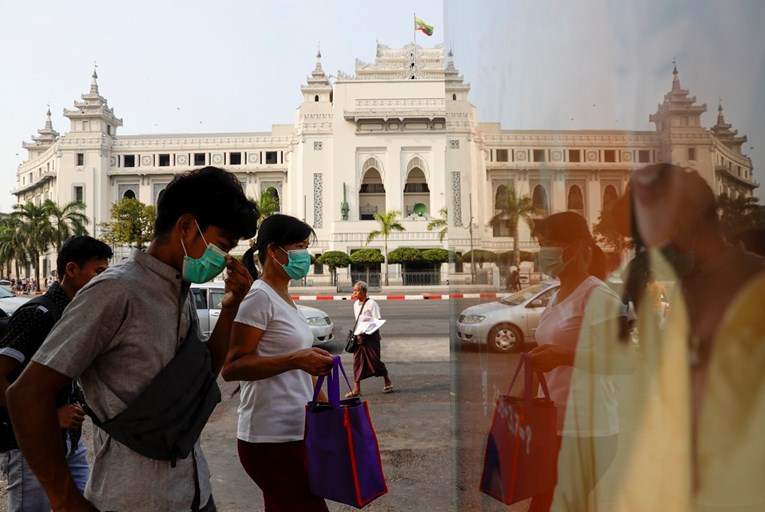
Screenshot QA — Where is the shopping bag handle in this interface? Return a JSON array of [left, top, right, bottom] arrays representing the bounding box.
[[311, 355, 353, 408], [508, 352, 551, 404]]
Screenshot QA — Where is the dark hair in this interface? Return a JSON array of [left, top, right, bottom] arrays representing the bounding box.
[[57, 236, 113, 277], [154, 167, 259, 240], [730, 228, 765, 257], [256, 214, 316, 265], [533, 211, 607, 279]]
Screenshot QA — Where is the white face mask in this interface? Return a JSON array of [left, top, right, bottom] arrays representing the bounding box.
[[538, 244, 577, 277]]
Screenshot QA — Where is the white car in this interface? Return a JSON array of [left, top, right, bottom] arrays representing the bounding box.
[[457, 281, 559, 353], [190, 282, 334, 346], [0, 287, 30, 316]]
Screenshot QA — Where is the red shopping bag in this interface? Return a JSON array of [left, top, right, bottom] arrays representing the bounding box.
[[479, 352, 558, 504]]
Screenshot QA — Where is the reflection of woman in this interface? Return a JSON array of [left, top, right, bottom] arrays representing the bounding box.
[[222, 214, 334, 512], [610, 165, 765, 510], [528, 211, 629, 512], [345, 281, 393, 398]]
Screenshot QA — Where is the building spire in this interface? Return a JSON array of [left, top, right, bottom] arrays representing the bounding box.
[[671, 58, 680, 91], [90, 65, 99, 95], [45, 104, 53, 131]]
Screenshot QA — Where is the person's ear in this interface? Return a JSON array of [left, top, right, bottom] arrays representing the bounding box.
[[176, 214, 198, 241], [64, 261, 80, 279]]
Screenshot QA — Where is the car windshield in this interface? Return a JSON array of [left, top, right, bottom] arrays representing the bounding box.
[[0, 287, 14, 299], [499, 283, 553, 306]]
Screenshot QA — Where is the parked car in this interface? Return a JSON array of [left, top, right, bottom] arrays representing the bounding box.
[[190, 282, 334, 346], [457, 281, 560, 353], [0, 286, 30, 316]]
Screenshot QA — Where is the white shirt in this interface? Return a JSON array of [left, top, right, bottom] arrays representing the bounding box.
[[354, 298, 381, 321], [234, 280, 314, 443]]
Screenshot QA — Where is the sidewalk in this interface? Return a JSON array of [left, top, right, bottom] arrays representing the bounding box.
[[289, 284, 507, 301]]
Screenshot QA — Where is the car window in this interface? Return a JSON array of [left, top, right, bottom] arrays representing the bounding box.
[[499, 283, 552, 306], [210, 290, 224, 310], [529, 288, 557, 308], [0, 288, 14, 299], [190, 289, 207, 310]]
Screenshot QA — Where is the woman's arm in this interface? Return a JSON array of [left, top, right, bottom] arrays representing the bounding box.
[[221, 322, 333, 382]]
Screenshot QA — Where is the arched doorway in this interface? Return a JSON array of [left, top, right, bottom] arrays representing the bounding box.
[[404, 157, 430, 216], [359, 158, 385, 220], [532, 185, 549, 217], [492, 185, 512, 237], [567, 185, 584, 216], [603, 184, 618, 206]]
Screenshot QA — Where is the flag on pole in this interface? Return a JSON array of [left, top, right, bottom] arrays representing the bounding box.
[[415, 17, 434, 36]]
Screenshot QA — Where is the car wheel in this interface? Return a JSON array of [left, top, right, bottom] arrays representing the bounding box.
[[487, 323, 523, 353]]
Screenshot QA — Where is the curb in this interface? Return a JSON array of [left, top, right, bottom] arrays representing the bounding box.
[[291, 293, 500, 301]]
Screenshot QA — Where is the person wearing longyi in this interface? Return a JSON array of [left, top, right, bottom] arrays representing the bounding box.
[[223, 214, 333, 512]]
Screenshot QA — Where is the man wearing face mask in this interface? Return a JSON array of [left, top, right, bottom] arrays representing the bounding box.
[[7, 167, 259, 512], [222, 214, 334, 512]]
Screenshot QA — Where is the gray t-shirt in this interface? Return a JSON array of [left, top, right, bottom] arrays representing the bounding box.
[[33, 248, 212, 511]]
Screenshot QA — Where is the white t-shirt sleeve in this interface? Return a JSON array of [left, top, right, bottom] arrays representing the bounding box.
[[366, 299, 382, 319], [234, 287, 274, 331]]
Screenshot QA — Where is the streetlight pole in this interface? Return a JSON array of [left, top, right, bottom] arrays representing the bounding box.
[[465, 194, 475, 284]]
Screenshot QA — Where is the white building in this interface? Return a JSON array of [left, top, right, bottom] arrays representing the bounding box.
[[12, 44, 758, 283]]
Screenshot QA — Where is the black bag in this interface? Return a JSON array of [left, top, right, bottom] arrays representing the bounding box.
[[344, 299, 367, 354], [85, 328, 221, 466], [0, 296, 62, 452]]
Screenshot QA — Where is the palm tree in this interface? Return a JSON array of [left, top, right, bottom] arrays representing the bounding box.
[[488, 187, 536, 268], [365, 210, 405, 286], [256, 188, 280, 226], [0, 216, 29, 281], [427, 207, 448, 243], [44, 199, 90, 251], [12, 202, 53, 291]]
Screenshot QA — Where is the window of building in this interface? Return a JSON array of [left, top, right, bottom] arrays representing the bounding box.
[[123, 189, 136, 200], [124, 155, 136, 167], [449, 140, 460, 149], [314, 141, 323, 151], [76, 153, 84, 166], [452, 94, 457, 101], [604, 150, 616, 163], [314, 95, 319, 102], [360, 183, 385, 193], [568, 150, 581, 162], [158, 154, 170, 167], [194, 153, 205, 166], [638, 150, 650, 163], [688, 147, 696, 161], [496, 149, 509, 162], [82, 121, 89, 131], [532, 185, 549, 215], [603, 185, 618, 206], [533, 149, 546, 162], [73, 186, 84, 203], [567, 185, 584, 213], [313, 254, 323, 274], [265, 151, 278, 164], [229, 152, 242, 165]]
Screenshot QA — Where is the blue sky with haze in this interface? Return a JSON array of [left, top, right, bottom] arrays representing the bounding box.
[[1, 1, 763, 212]]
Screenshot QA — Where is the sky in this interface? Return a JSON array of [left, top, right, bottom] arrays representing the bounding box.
[[1, 1, 764, 212]]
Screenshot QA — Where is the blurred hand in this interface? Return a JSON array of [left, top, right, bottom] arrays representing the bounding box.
[[57, 404, 85, 430], [293, 348, 334, 376], [221, 256, 254, 309], [528, 344, 575, 373]]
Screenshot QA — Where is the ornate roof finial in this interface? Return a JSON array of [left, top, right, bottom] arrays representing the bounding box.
[[317, 42, 321, 59], [671, 57, 680, 91], [45, 104, 53, 130], [717, 98, 725, 124], [90, 63, 100, 95]]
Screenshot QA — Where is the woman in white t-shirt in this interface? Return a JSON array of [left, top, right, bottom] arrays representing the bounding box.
[[222, 214, 334, 512], [527, 211, 633, 512]]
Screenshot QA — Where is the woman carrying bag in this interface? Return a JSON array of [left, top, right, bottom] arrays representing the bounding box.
[[222, 214, 334, 512]]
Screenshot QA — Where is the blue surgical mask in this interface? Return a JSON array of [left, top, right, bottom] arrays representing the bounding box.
[[181, 221, 228, 283], [277, 247, 311, 280]]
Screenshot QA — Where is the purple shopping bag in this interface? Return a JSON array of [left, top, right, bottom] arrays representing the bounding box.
[[305, 356, 388, 508], [479, 352, 558, 505]]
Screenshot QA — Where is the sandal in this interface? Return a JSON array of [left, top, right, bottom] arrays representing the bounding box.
[[383, 384, 394, 394], [345, 391, 361, 398]]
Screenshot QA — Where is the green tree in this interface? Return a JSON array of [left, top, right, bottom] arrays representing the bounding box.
[[421, 248, 450, 264], [593, 200, 632, 253], [716, 193, 765, 240], [99, 198, 156, 249], [317, 250, 351, 286], [387, 247, 423, 266], [44, 199, 89, 251], [488, 187, 536, 268], [12, 202, 53, 291], [489, 187, 536, 267], [349, 248, 384, 265], [256, 188, 280, 225], [426, 207, 448, 242], [0, 216, 29, 281], [365, 210, 405, 286]]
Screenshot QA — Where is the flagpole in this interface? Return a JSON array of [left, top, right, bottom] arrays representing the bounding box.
[[413, 13, 417, 76]]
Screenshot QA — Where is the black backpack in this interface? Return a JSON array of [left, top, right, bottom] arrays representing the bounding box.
[[0, 295, 62, 452]]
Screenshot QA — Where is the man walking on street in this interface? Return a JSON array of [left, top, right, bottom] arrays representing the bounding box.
[[0, 236, 112, 512], [7, 167, 259, 512]]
